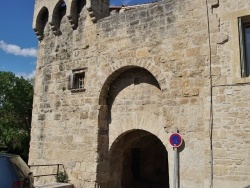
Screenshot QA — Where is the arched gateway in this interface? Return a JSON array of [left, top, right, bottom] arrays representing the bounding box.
[[97, 66, 169, 187], [110, 129, 169, 188]]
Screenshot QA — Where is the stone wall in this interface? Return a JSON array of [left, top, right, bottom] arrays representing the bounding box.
[[29, 0, 250, 187], [208, 1, 250, 187]]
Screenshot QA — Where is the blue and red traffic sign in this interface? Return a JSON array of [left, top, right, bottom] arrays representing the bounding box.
[[169, 133, 182, 148]]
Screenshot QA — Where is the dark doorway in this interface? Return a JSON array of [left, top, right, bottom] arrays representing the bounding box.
[[131, 148, 141, 181], [110, 130, 169, 188]]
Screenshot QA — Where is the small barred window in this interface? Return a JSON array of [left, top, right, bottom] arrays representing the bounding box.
[[68, 69, 86, 91]]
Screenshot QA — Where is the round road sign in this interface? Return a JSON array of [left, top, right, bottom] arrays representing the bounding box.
[[169, 133, 182, 148]]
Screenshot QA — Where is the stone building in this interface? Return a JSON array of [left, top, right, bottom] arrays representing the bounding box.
[[29, 0, 250, 187]]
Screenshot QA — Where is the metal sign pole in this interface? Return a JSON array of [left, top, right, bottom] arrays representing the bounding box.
[[173, 147, 177, 188], [169, 128, 182, 188], [173, 127, 179, 188], [176, 146, 179, 188]]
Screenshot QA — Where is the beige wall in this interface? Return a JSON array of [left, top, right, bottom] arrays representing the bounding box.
[[29, 0, 250, 187]]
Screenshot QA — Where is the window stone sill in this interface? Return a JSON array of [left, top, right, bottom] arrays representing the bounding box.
[[70, 88, 86, 93]]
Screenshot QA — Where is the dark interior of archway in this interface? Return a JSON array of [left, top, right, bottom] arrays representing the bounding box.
[[53, 0, 66, 30], [70, 0, 86, 29], [36, 7, 49, 37], [110, 130, 169, 188]]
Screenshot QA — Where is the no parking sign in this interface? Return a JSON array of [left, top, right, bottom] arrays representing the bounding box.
[[169, 133, 182, 148]]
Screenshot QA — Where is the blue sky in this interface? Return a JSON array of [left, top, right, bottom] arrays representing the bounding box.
[[0, 0, 153, 79], [0, 0, 37, 79]]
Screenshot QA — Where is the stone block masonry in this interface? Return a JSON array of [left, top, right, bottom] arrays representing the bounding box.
[[29, 0, 250, 187]]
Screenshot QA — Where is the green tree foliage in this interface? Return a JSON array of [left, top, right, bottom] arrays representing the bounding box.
[[0, 71, 33, 161]]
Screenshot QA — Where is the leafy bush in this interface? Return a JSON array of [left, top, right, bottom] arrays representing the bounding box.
[[56, 171, 69, 183]]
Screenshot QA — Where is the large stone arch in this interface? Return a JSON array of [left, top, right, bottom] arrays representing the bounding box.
[[98, 61, 168, 105], [97, 65, 172, 187]]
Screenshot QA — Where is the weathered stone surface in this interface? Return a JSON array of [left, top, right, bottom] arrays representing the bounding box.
[[30, 0, 250, 188]]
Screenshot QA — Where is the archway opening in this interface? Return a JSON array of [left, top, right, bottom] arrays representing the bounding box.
[[97, 67, 165, 187], [110, 130, 169, 188], [69, 0, 86, 29], [35, 7, 49, 40], [51, 0, 66, 35]]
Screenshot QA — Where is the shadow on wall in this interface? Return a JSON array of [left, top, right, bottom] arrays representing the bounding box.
[[106, 68, 160, 124]]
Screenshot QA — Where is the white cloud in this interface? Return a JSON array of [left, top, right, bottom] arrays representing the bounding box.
[[0, 40, 37, 57], [16, 70, 36, 80]]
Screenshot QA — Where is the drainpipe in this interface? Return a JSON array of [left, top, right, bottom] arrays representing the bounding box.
[[205, 0, 214, 187]]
